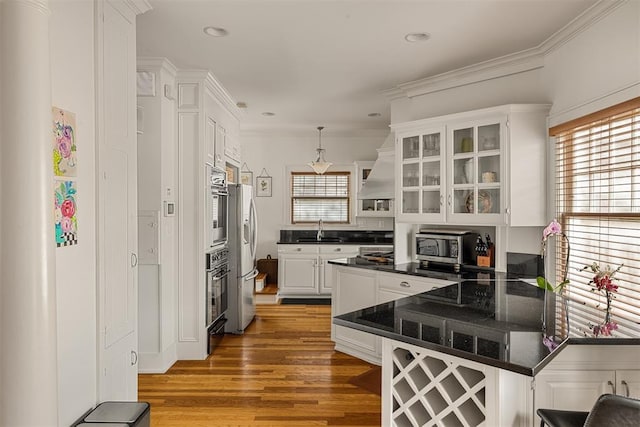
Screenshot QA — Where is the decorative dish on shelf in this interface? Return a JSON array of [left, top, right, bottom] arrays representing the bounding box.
[[465, 190, 492, 213]]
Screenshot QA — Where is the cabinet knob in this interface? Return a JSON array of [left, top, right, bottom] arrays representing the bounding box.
[[440, 194, 444, 206], [399, 281, 410, 288], [296, 248, 302, 251]]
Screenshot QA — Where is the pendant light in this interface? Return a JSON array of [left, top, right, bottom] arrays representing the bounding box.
[[308, 126, 332, 174]]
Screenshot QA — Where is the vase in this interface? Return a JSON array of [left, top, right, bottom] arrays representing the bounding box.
[[464, 159, 473, 184]]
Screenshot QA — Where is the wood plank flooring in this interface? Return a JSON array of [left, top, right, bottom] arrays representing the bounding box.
[[138, 304, 382, 426]]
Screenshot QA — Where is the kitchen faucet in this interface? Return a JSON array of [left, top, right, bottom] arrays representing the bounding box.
[[317, 218, 324, 241]]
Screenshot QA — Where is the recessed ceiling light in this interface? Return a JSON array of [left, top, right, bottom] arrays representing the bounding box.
[[236, 101, 247, 109], [405, 32, 430, 42], [203, 26, 228, 37], [368, 112, 381, 117], [261, 112, 275, 117]]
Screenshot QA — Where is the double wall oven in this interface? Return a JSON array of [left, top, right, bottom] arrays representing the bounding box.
[[205, 164, 229, 355], [206, 240, 229, 354]]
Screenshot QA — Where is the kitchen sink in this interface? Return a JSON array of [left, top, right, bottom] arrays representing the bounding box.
[[296, 237, 343, 243]]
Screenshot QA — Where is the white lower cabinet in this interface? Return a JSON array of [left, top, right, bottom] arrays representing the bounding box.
[[278, 245, 359, 297], [332, 266, 451, 365]]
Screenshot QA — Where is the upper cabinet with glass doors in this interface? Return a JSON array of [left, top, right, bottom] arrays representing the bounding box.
[[393, 104, 550, 226], [397, 127, 446, 223]]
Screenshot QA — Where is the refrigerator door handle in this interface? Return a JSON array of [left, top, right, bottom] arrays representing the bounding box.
[[243, 268, 260, 281], [249, 196, 258, 260]]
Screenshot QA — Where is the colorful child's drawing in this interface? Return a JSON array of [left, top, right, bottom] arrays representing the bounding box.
[[52, 107, 77, 177], [54, 180, 78, 247]]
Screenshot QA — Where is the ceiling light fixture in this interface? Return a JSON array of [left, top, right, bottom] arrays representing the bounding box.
[[308, 126, 332, 175], [203, 26, 228, 37], [405, 32, 430, 42], [236, 101, 247, 109]]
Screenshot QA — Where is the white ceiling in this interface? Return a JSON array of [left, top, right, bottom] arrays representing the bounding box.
[[136, 0, 598, 132]]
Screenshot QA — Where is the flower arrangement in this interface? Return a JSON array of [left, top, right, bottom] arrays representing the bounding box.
[[537, 219, 570, 293], [582, 262, 623, 337]]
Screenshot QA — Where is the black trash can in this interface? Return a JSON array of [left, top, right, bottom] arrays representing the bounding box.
[[79, 401, 150, 427]]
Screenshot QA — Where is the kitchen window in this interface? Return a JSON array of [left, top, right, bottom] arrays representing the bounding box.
[[551, 97, 640, 338], [291, 172, 350, 224]]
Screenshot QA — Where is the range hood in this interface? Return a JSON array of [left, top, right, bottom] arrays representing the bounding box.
[[358, 133, 395, 200]]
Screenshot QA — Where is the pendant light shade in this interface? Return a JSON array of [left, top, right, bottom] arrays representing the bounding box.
[[308, 126, 332, 174]]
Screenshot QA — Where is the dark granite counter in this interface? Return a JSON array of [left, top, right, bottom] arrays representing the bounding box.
[[278, 229, 393, 245], [331, 259, 640, 376]]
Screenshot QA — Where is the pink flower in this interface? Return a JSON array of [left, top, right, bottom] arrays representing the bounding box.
[[61, 199, 75, 218], [542, 219, 562, 241], [57, 135, 72, 158], [60, 217, 73, 233], [593, 321, 618, 337]]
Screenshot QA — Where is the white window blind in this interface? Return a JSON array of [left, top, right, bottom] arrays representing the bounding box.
[[291, 172, 350, 223], [551, 97, 640, 338]]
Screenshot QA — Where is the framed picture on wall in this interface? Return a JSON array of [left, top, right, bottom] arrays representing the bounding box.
[[240, 171, 252, 186], [256, 175, 272, 197]]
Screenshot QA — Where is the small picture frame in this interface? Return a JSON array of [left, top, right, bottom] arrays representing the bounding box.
[[256, 175, 272, 197], [240, 171, 253, 186]]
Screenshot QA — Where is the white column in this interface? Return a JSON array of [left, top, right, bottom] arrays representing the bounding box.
[[0, 0, 59, 426]]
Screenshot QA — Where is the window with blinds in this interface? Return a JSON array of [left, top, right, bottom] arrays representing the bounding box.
[[291, 172, 350, 223], [551, 97, 640, 338]]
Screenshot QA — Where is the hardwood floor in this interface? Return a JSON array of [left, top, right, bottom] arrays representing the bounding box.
[[138, 304, 382, 426]]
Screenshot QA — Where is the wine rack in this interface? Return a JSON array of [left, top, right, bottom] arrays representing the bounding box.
[[387, 341, 491, 427]]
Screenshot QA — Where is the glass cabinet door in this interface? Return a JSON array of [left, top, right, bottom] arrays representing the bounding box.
[[399, 130, 444, 219], [449, 119, 503, 221]]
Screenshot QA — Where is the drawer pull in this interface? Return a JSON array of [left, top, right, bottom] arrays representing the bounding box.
[[400, 281, 410, 288], [335, 248, 341, 252], [621, 380, 630, 397], [607, 380, 616, 394], [296, 248, 302, 252]]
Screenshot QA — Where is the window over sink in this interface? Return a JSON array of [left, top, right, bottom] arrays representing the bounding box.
[[290, 171, 351, 224]]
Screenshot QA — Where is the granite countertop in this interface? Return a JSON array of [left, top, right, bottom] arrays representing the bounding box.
[[332, 258, 640, 376], [278, 229, 394, 245]]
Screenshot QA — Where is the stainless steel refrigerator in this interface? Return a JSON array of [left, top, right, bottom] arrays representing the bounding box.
[[225, 183, 258, 333]]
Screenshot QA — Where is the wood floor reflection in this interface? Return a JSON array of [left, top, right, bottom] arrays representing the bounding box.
[[138, 304, 382, 426]]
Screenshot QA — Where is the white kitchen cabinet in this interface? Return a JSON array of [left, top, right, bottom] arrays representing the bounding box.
[[97, 0, 150, 400], [355, 161, 393, 217], [533, 345, 640, 425], [175, 70, 241, 360], [332, 267, 379, 364], [224, 128, 241, 165], [377, 271, 450, 304], [277, 244, 359, 297], [331, 266, 452, 365], [214, 123, 226, 168], [393, 104, 550, 226]]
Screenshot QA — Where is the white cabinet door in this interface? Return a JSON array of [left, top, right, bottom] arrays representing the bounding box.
[[214, 123, 226, 168], [617, 370, 640, 399], [279, 255, 317, 294], [98, 0, 139, 401], [318, 246, 359, 294], [205, 116, 215, 164], [534, 370, 615, 414], [333, 267, 378, 362], [396, 127, 446, 223]]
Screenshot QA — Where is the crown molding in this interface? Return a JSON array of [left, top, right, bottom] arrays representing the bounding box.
[[239, 125, 390, 139], [175, 69, 243, 120], [137, 57, 178, 76], [383, 0, 625, 101], [123, 0, 152, 15]]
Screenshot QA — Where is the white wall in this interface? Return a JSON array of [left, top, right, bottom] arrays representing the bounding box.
[[49, 1, 97, 425], [543, 0, 640, 126], [241, 131, 389, 259]]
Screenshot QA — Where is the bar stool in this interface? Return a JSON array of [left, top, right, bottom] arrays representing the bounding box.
[[537, 394, 640, 427]]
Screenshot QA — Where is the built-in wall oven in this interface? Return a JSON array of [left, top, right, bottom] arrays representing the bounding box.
[[206, 163, 228, 249], [206, 245, 229, 355]]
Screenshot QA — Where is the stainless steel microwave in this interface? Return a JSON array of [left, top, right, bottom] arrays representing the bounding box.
[[415, 230, 478, 266]]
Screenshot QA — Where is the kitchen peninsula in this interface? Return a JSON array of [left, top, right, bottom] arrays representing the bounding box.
[[330, 258, 640, 427]]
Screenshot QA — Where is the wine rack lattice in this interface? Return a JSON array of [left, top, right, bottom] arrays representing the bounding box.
[[391, 347, 487, 427]]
